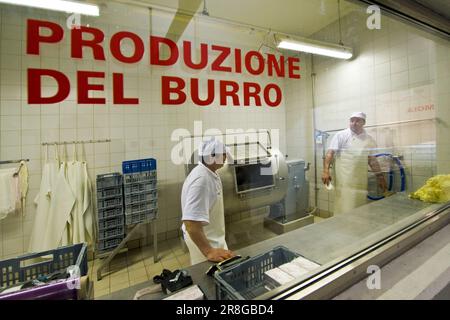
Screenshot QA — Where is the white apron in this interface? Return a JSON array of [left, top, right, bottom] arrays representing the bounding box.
[[333, 136, 373, 215], [42, 160, 76, 249], [29, 146, 60, 252], [66, 160, 94, 246], [183, 191, 227, 265]]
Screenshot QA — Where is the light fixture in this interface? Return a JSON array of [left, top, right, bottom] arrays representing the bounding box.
[[0, 0, 100, 16], [277, 37, 353, 60]]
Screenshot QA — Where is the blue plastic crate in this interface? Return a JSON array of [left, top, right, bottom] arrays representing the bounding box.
[[122, 158, 157, 174], [0, 243, 88, 289], [214, 246, 300, 300]]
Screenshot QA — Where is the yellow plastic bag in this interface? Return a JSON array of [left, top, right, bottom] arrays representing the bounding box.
[[409, 174, 450, 203]]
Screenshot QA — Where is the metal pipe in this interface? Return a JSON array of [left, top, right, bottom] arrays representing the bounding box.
[[311, 55, 319, 209], [323, 118, 437, 133], [41, 139, 111, 146], [0, 159, 30, 165]]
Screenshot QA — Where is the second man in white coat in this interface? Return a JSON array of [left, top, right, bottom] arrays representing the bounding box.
[[322, 112, 387, 215]]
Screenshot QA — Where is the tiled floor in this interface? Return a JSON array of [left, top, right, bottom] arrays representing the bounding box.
[[90, 215, 326, 299], [90, 238, 190, 299]]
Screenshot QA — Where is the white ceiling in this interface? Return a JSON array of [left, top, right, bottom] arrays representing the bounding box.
[[126, 0, 357, 37]]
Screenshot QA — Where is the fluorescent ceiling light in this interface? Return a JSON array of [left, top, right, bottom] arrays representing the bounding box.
[[0, 0, 99, 16], [278, 37, 353, 60]]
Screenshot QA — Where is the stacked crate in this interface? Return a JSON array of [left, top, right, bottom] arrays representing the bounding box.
[[96, 173, 125, 253], [122, 159, 158, 225]]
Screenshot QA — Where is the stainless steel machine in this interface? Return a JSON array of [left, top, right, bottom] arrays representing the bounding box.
[[264, 159, 314, 234], [185, 141, 288, 216]]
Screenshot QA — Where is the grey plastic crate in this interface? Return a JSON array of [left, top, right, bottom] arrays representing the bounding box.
[[125, 209, 158, 225], [97, 206, 123, 220], [214, 246, 300, 300], [97, 186, 123, 199], [98, 225, 125, 241], [124, 171, 157, 184], [97, 197, 123, 210], [124, 190, 157, 205], [124, 181, 156, 195], [98, 216, 124, 230], [124, 200, 157, 215], [0, 243, 87, 289], [96, 173, 123, 189], [97, 237, 123, 252]]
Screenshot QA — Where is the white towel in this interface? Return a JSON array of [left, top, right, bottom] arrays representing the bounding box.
[[0, 168, 18, 220]]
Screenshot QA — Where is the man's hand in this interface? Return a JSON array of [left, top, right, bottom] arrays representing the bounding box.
[[206, 248, 235, 263], [322, 171, 332, 186]]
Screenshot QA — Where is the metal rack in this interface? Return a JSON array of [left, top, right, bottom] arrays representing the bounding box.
[[0, 159, 30, 165], [41, 139, 111, 146], [96, 159, 159, 281]]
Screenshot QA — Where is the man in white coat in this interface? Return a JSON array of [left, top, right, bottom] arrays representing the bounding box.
[[322, 112, 387, 215], [181, 138, 235, 264]]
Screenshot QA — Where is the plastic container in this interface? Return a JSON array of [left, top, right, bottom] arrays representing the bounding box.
[[96, 173, 123, 189], [123, 171, 157, 184], [124, 181, 156, 195], [97, 197, 123, 210], [125, 209, 158, 225], [124, 200, 157, 215], [98, 225, 125, 241], [214, 246, 299, 300], [0, 243, 88, 289], [97, 206, 123, 220], [97, 237, 123, 252], [98, 216, 124, 230], [124, 190, 157, 205], [97, 186, 123, 199], [122, 158, 157, 174]]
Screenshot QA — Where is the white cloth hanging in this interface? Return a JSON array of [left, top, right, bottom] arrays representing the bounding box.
[[65, 143, 94, 246], [42, 144, 76, 250], [0, 167, 18, 220], [29, 145, 60, 252]]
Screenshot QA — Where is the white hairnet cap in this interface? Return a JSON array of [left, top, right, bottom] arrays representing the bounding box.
[[350, 112, 366, 120], [198, 138, 232, 159]]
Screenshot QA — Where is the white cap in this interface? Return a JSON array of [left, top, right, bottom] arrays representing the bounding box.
[[350, 112, 366, 120], [198, 137, 232, 159]]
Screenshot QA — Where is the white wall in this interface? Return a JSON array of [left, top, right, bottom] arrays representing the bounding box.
[[0, 3, 290, 259]]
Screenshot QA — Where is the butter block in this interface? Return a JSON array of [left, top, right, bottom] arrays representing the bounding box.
[[264, 267, 294, 286], [279, 262, 309, 278], [163, 285, 205, 300], [292, 256, 321, 271]]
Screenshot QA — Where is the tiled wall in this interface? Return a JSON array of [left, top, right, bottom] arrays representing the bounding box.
[[285, 5, 449, 215], [0, 3, 290, 259]]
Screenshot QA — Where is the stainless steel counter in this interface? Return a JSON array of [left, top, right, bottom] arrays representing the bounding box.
[[98, 193, 442, 300]]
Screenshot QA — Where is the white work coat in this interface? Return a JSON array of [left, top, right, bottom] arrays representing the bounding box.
[[330, 129, 376, 215], [181, 163, 227, 265]]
